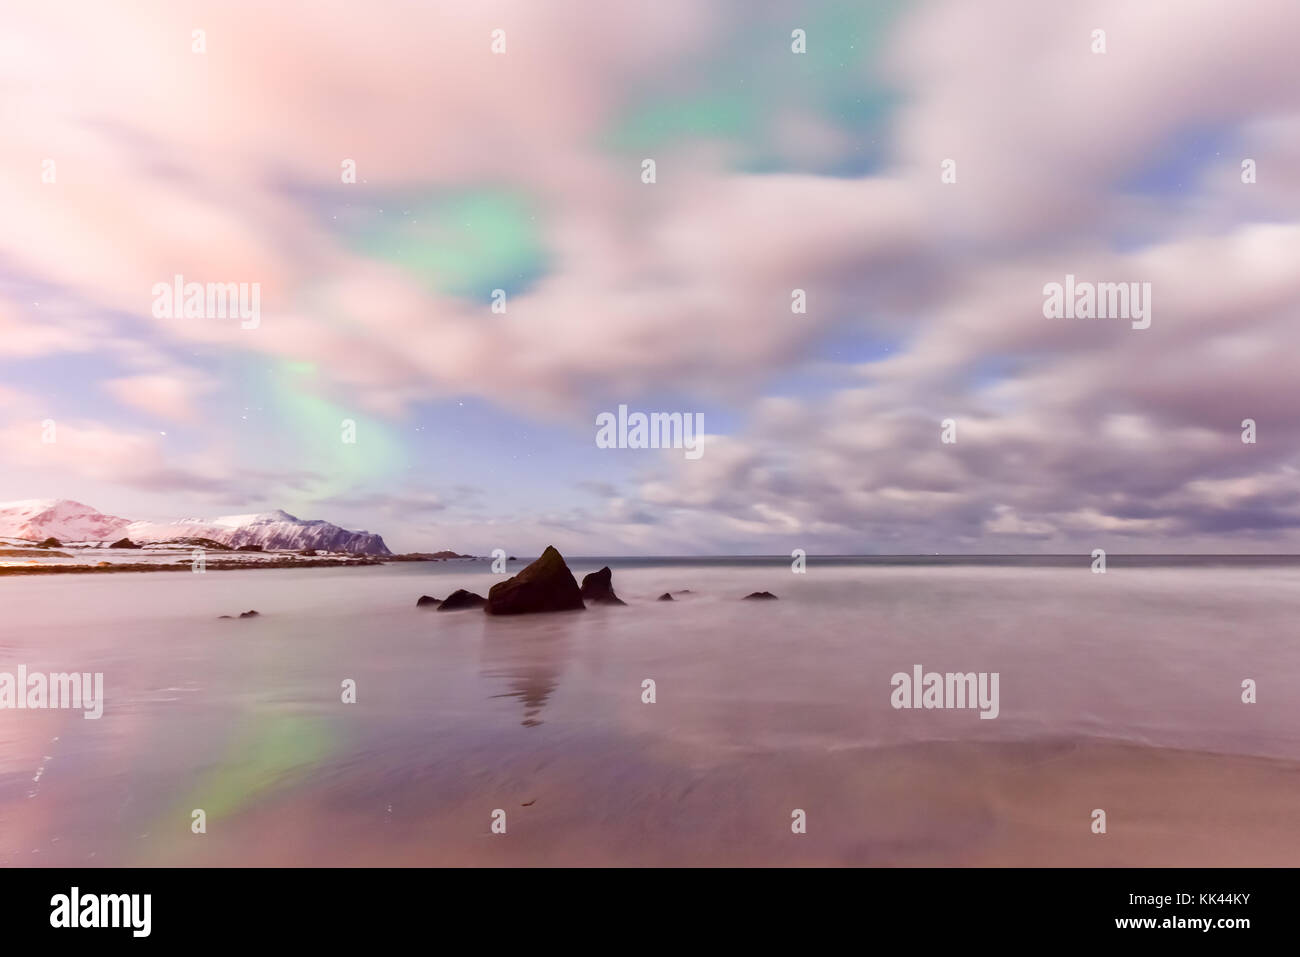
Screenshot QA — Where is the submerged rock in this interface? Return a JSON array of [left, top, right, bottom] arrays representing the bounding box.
[[219, 609, 261, 619], [657, 592, 674, 601], [485, 545, 585, 615], [437, 589, 486, 611], [742, 591, 778, 600], [579, 566, 625, 605], [415, 595, 441, 608]]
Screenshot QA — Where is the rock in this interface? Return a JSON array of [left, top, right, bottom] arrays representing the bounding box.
[[110, 537, 140, 549], [37, 537, 62, 548], [675, 589, 693, 594], [485, 545, 585, 615], [579, 566, 625, 605], [743, 591, 778, 600], [437, 589, 486, 610], [657, 592, 674, 601], [415, 595, 442, 608], [236, 544, 264, 552], [239, 610, 260, 617]]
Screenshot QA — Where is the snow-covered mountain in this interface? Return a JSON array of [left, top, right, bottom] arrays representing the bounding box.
[[125, 509, 390, 555], [0, 500, 390, 555], [0, 499, 132, 542]]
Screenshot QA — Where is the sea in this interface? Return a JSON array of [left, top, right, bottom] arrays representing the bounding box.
[[2, 555, 1298, 865]]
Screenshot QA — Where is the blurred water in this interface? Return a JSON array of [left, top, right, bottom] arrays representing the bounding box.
[[2, 560, 1298, 865]]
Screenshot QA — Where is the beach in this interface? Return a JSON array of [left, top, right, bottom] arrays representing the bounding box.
[[3, 559, 1298, 866]]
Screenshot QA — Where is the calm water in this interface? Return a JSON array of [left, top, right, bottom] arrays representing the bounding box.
[[3, 559, 1299, 865]]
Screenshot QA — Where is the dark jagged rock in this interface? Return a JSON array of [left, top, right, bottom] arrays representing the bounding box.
[[485, 545, 585, 615], [110, 537, 140, 549], [416, 595, 442, 608], [657, 592, 674, 601], [176, 537, 232, 550], [219, 609, 261, 619], [579, 566, 625, 605], [437, 589, 486, 611], [37, 537, 62, 548], [743, 591, 778, 600]]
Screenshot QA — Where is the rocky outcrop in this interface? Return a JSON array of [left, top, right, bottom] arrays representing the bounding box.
[[110, 537, 140, 549], [485, 546, 585, 615], [218, 609, 261, 619], [657, 592, 674, 601], [416, 595, 441, 608], [579, 566, 625, 605], [438, 589, 486, 610], [743, 591, 778, 600]]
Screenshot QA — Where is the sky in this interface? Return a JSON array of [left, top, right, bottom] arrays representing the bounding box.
[[1, 0, 1299, 555]]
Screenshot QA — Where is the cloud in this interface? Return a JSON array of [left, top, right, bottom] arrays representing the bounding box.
[[2, 0, 1299, 551], [103, 373, 216, 424]]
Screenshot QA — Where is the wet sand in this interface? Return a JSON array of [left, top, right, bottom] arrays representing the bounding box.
[[109, 738, 1296, 867]]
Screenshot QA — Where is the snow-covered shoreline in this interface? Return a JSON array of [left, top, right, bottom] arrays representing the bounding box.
[[0, 543, 387, 574]]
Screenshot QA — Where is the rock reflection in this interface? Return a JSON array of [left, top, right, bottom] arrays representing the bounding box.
[[488, 667, 560, 727], [480, 620, 576, 727]]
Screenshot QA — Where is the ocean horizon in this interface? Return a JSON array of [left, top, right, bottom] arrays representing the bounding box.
[[528, 553, 1300, 566]]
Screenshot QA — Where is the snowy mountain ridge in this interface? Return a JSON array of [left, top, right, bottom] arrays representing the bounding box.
[[0, 499, 391, 555]]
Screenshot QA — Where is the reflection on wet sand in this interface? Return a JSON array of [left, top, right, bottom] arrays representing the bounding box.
[[479, 618, 575, 727], [487, 671, 560, 728]]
